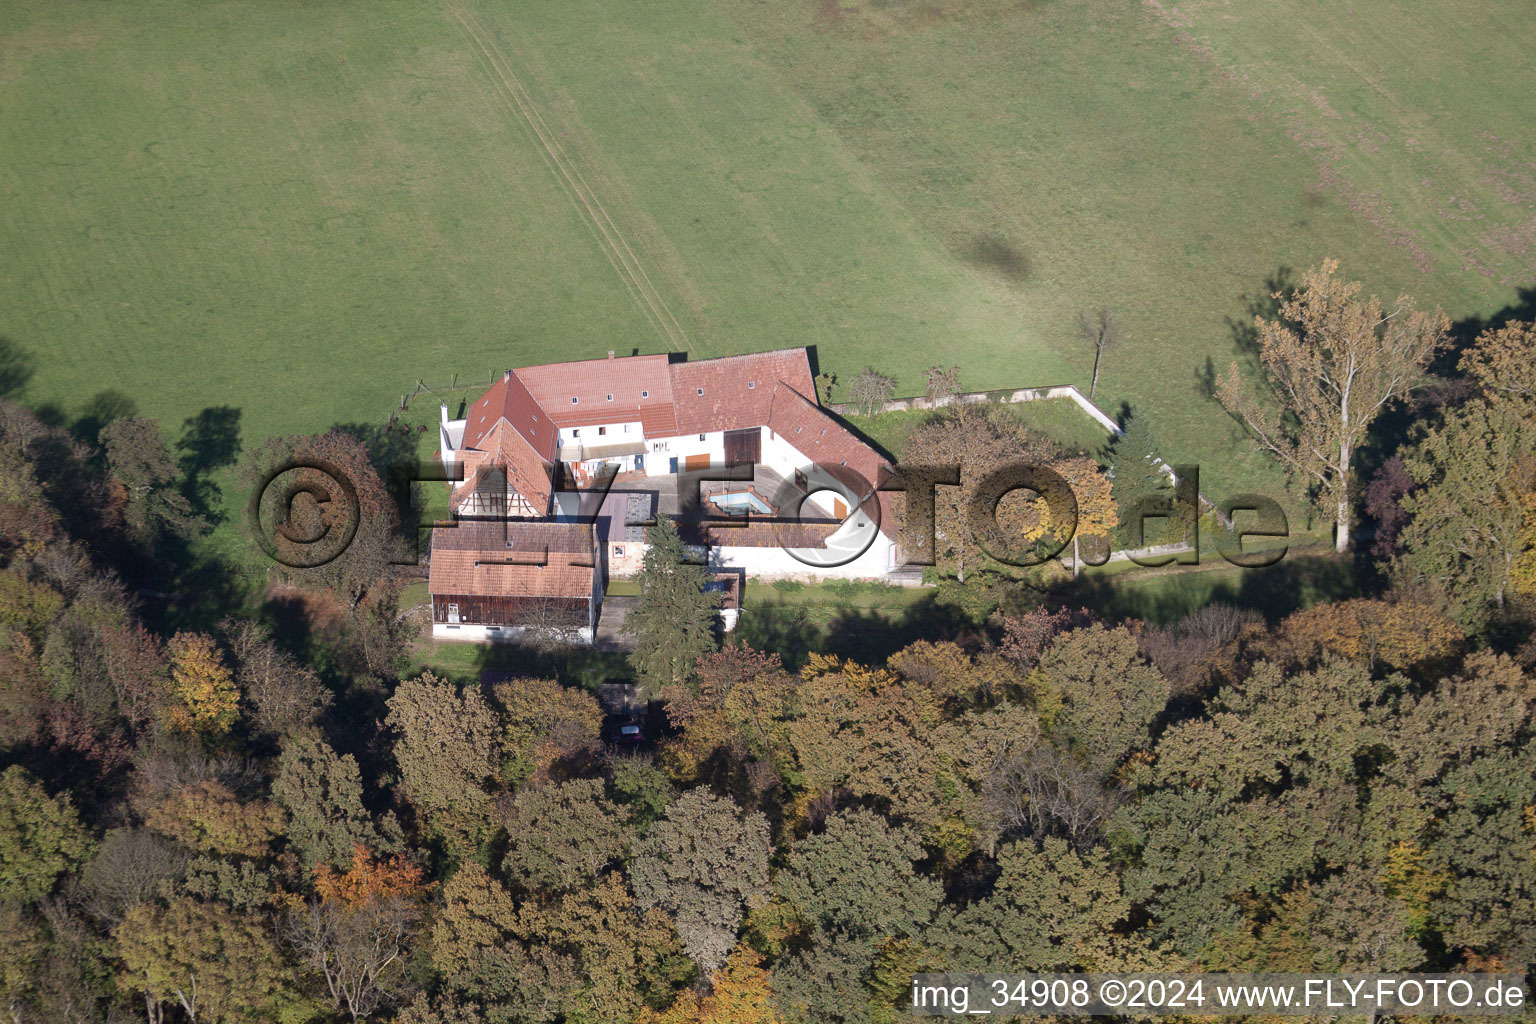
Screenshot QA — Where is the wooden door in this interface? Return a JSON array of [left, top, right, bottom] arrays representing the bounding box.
[[723, 428, 760, 466], [684, 453, 711, 472]]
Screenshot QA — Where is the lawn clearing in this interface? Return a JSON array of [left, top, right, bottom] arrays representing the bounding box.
[[5, 0, 1531, 570]]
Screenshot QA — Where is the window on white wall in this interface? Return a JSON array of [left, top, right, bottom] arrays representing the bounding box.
[[698, 433, 706, 441]]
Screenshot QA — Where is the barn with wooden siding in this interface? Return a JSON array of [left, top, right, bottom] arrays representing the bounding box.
[[428, 520, 601, 642]]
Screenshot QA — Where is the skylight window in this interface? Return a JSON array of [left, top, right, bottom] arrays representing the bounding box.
[[571, 397, 579, 404], [696, 387, 704, 396], [606, 394, 613, 401], [641, 390, 649, 398], [747, 381, 756, 389]]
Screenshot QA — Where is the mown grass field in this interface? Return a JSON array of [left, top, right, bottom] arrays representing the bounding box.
[[3, 0, 1533, 566]]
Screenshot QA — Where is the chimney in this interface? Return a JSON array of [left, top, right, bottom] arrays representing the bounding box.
[[503, 369, 512, 382], [607, 350, 616, 360]]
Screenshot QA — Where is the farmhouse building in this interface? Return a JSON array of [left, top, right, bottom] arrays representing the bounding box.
[[430, 347, 901, 642]]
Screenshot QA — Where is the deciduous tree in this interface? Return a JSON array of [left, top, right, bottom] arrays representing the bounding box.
[[503, 778, 630, 891], [287, 846, 428, 1022], [116, 897, 296, 1024], [1217, 259, 1450, 552], [142, 780, 284, 857], [1076, 307, 1121, 400], [631, 788, 771, 975], [100, 416, 202, 545], [164, 631, 240, 735], [847, 368, 897, 417], [1035, 625, 1168, 776], [1396, 394, 1536, 621], [0, 764, 94, 904], [272, 733, 393, 871], [386, 672, 500, 855]]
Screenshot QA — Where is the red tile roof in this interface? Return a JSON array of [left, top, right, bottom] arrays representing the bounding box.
[[669, 349, 817, 435], [463, 372, 557, 460], [766, 383, 896, 539], [429, 521, 596, 598], [452, 420, 554, 514], [515, 354, 676, 429], [428, 553, 594, 599], [766, 383, 889, 486]]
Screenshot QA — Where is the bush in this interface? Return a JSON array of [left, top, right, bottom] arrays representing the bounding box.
[[770, 579, 804, 594]]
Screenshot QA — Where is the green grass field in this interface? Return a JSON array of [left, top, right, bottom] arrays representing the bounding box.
[[4, 0, 1533, 564]]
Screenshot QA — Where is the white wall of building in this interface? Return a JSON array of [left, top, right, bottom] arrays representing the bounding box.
[[712, 508, 897, 580], [432, 622, 594, 644], [645, 430, 726, 475]]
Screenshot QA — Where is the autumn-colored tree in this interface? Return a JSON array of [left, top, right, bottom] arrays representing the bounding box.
[[98, 620, 170, 733], [490, 676, 604, 787], [288, 846, 429, 1021], [164, 631, 240, 734], [527, 872, 693, 1021], [142, 780, 284, 857], [899, 410, 1064, 581], [116, 897, 297, 1024], [429, 862, 582, 1018], [785, 654, 951, 831], [639, 944, 784, 1024], [663, 647, 797, 787], [1266, 598, 1463, 675], [1217, 259, 1450, 552], [242, 430, 403, 602], [1459, 319, 1536, 399], [0, 902, 46, 1022]]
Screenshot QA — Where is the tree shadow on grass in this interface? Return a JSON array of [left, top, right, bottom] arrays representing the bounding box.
[[0, 336, 35, 397], [70, 389, 138, 449], [177, 406, 242, 525], [1056, 550, 1359, 626]]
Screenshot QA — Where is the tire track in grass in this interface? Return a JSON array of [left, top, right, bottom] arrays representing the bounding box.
[[450, 5, 693, 354]]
